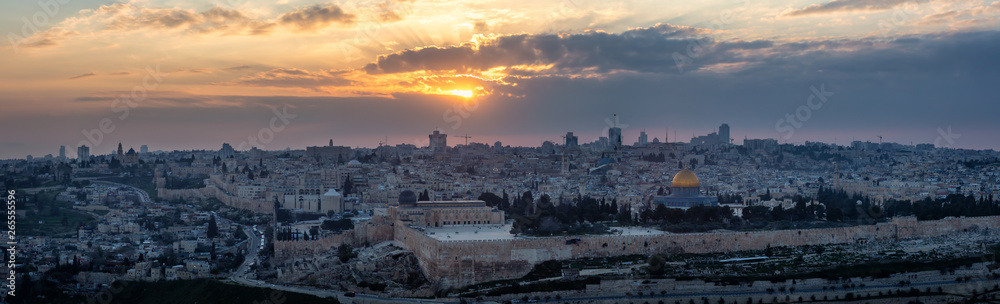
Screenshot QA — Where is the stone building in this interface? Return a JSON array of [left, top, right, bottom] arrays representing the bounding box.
[[389, 190, 504, 227]]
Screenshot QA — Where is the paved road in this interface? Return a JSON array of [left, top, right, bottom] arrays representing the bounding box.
[[92, 180, 152, 203], [550, 276, 998, 303]]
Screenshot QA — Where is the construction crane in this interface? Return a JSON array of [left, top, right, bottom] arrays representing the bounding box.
[[456, 134, 472, 145]]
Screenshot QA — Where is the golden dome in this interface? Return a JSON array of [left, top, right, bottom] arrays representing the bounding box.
[[671, 169, 700, 188]]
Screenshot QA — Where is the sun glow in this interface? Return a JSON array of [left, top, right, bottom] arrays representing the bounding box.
[[448, 90, 474, 98]]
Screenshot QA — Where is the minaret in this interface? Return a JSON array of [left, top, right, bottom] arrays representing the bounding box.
[[117, 142, 124, 158]]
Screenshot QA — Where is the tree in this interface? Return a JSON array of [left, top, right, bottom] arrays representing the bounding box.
[[770, 206, 787, 221], [647, 255, 666, 276], [827, 207, 843, 222], [342, 176, 354, 195], [742, 206, 771, 222], [337, 243, 357, 262], [322, 219, 354, 231], [207, 215, 219, 238]]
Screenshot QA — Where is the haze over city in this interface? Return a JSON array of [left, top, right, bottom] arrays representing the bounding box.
[[2, 0, 1000, 159]]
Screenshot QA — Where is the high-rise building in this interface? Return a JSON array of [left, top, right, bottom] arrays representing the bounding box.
[[429, 130, 447, 151], [219, 143, 235, 158], [140, 145, 148, 154], [719, 124, 730, 145], [77, 145, 90, 161], [690, 123, 732, 146], [744, 138, 778, 151], [637, 130, 648, 146], [59, 145, 66, 159], [596, 137, 609, 151], [564, 132, 578, 149], [609, 127, 622, 150]]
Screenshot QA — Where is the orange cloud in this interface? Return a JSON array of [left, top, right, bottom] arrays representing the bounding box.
[[278, 4, 356, 31]]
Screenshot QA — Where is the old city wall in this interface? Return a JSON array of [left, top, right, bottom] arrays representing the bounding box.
[[274, 232, 354, 259], [158, 185, 274, 214], [157, 187, 212, 201], [274, 217, 396, 259], [407, 215, 1000, 289]]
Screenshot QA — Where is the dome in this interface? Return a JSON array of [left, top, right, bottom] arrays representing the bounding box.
[[671, 169, 700, 188], [398, 190, 418, 204]]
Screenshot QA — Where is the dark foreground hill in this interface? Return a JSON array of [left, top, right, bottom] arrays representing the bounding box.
[[100, 279, 340, 304]]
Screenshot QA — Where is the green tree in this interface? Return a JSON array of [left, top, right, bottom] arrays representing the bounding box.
[[337, 243, 357, 262], [342, 176, 353, 195], [207, 215, 219, 238]]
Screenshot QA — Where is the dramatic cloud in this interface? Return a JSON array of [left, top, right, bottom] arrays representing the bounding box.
[[102, 4, 275, 35], [5, 1, 1000, 158], [473, 21, 490, 33], [375, 1, 404, 22], [10, 3, 362, 50], [916, 2, 1000, 26], [781, 0, 926, 17], [278, 4, 356, 30], [11, 28, 77, 50], [363, 23, 710, 75], [362, 21, 1000, 82]]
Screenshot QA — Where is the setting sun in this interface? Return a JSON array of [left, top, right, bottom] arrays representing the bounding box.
[[448, 90, 474, 98]]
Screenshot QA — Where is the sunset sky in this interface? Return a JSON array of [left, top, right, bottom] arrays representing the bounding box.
[[2, 0, 999, 158]]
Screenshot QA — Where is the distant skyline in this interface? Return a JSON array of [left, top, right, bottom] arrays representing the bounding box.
[[2, 0, 1000, 159]]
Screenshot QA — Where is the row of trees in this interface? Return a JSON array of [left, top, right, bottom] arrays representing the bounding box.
[[885, 194, 999, 220], [477, 191, 632, 236], [274, 227, 320, 241], [480, 187, 1000, 235]]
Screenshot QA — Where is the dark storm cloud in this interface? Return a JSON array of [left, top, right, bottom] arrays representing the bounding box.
[[723, 31, 1000, 78], [363, 21, 1000, 82], [781, 0, 927, 17], [278, 4, 356, 30], [362, 23, 710, 74]]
